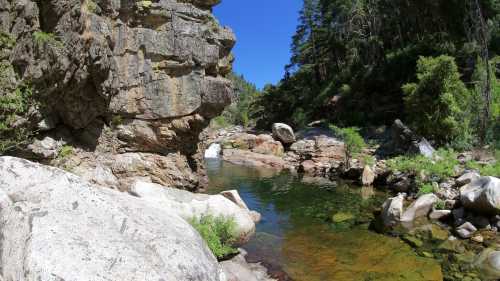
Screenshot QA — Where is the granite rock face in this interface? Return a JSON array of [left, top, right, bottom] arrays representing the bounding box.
[[0, 156, 226, 281], [1, 0, 235, 190]]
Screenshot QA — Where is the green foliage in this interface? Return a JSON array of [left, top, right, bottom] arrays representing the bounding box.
[[435, 200, 446, 210], [85, 0, 98, 13], [0, 32, 15, 50], [418, 184, 435, 196], [0, 84, 35, 154], [249, 0, 500, 148], [215, 72, 261, 128], [33, 31, 63, 48], [465, 153, 500, 177], [58, 145, 74, 159], [403, 56, 470, 145], [361, 155, 375, 167], [211, 116, 231, 129], [330, 126, 365, 169], [111, 115, 123, 127], [387, 149, 459, 182], [189, 214, 238, 260]]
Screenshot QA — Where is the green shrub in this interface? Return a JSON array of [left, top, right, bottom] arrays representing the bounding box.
[[85, 0, 98, 13], [189, 214, 238, 260], [111, 115, 123, 127], [387, 149, 459, 182], [33, 31, 63, 48], [418, 183, 435, 196], [435, 200, 446, 210], [0, 84, 35, 154], [330, 125, 366, 170], [403, 56, 470, 145], [0, 32, 14, 50], [211, 116, 230, 129], [58, 145, 74, 159], [466, 155, 500, 177]]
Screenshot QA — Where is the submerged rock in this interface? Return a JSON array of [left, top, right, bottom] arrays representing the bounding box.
[[0, 157, 224, 281], [475, 248, 500, 280], [220, 249, 276, 281]]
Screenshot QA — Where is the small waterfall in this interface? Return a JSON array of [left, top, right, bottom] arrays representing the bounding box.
[[204, 143, 222, 159]]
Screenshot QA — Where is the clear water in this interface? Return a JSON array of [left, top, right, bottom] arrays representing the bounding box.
[[207, 160, 444, 281]]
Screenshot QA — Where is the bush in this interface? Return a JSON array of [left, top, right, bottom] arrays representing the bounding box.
[[33, 31, 63, 48], [403, 55, 470, 145], [189, 214, 238, 260], [58, 145, 74, 159], [211, 116, 231, 129], [330, 125, 366, 170], [418, 183, 435, 196], [387, 149, 459, 182], [0, 84, 35, 154]]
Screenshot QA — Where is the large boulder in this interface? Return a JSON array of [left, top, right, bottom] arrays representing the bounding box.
[[131, 181, 256, 244], [401, 194, 439, 222], [223, 149, 286, 171], [0, 157, 224, 281], [381, 194, 405, 226], [272, 123, 296, 144], [460, 176, 500, 214], [475, 248, 500, 280], [222, 133, 284, 157], [378, 119, 435, 157]]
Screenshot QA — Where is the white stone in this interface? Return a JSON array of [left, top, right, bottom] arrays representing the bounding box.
[[460, 176, 500, 214], [0, 157, 224, 281], [131, 181, 256, 244], [401, 194, 438, 222], [381, 194, 405, 226], [429, 209, 452, 220], [456, 171, 480, 187]]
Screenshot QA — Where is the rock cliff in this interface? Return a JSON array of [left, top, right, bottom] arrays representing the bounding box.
[[0, 0, 235, 191]]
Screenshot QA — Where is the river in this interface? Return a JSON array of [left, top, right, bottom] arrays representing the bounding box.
[[207, 159, 443, 281]]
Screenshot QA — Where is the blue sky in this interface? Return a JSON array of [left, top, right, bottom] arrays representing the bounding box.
[[213, 0, 302, 89]]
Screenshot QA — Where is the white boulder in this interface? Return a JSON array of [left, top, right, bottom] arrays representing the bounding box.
[[381, 194, 405, 226], [460, 176, 500, 214], [401, 194, 438, 222], [131, 181, 256, 244], [0, 157, 225, 281]]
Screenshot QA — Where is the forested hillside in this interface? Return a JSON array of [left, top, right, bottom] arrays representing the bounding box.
[[251, 0, 500, 149]]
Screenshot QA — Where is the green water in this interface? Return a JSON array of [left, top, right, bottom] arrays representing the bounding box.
[[207, 160, 443, 281]]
